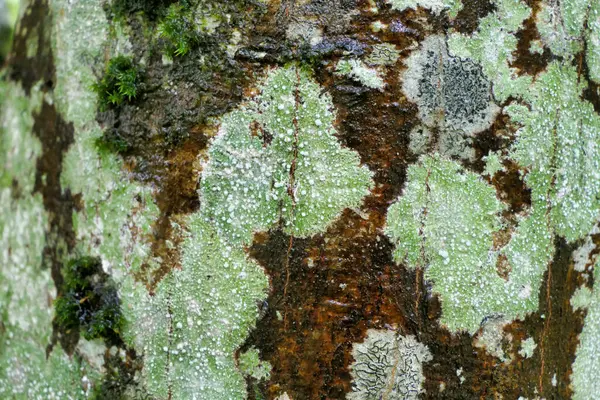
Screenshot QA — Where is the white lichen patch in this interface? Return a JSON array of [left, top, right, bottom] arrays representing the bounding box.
[[122, 216, 268, 399], [448, 0, 532, 102], [348, 329, 432, 400], [387, 0, 462, 17], [335, 59, 385, 90], [519, 337, 537, 358], [571, 259, 600, 399], [201, 65, 374, 244], [367, 43, 400, 66]]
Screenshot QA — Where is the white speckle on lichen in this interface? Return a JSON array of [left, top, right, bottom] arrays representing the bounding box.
[[348, 329, 432, 400]]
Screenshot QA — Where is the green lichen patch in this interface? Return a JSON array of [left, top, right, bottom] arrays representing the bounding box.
[[571, 259, 600, 399], [122, 216, 268, 399], [387, 0, 462, 17], [507, 62, 600, 243], [54, 257, 125, 345], [385, 155, 515, 333], [0, 79, 102, 398], [348, 329, 432, 400], [586, 1, 600, 84], [92, 55, 141, 111], [200, 65, 374, 244], [448, 0, 532, 103], [335, 59, 385, 90]]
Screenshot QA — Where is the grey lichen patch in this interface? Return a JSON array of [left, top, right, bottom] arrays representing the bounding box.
[[335, 59, 385, 90], [518, 337, 537, 359], [348, 329, 432, 400], [385, 155, 552, 333], [122, 216, 268, 399], [403, 35, 498, 161], [571, 259, 600, 399], [200, 65, 374, 245], [387, 0, 462, 17], [535, 1, 583, 58], [448, 0, 532, 102]]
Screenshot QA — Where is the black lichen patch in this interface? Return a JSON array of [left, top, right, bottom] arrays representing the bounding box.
[[53, 257, 125, 346], [93, 55, 142, 111]]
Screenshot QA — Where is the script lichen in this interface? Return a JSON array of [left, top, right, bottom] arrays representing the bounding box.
[[348, 329, 432, 400]]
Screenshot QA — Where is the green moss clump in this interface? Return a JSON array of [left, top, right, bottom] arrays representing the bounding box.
[[93, 56, 141, 111], [157, 3, 199, 57], [54, 256, 125, 345]]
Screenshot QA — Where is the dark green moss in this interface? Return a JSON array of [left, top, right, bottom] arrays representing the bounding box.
[[157, 2, 199, 57], [93, 56, 142, 111], [53, 256, 125, 346]]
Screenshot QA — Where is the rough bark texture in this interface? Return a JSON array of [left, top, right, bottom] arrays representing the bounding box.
[[2, 0, 600, 399]]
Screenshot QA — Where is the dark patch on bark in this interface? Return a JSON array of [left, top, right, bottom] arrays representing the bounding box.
[[511, 0, 553, 77], [452, 0, 495, 34]]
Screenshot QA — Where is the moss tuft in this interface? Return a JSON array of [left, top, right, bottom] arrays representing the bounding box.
[[92, 56, 141, 111], [54, 256, 125, 345]]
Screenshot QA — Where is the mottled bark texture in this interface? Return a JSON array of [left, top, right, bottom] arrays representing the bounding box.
[[2, 0, 600, 399]]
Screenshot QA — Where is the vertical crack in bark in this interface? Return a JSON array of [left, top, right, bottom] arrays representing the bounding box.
[[283, 66, 302, 327]]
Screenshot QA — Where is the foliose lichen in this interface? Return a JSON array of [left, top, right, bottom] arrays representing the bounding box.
[[348, 329, 432, 400], [518, 337, 537, 359]]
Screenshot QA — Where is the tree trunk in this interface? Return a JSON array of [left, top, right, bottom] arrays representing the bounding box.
[[1, 0, 600, 398]]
